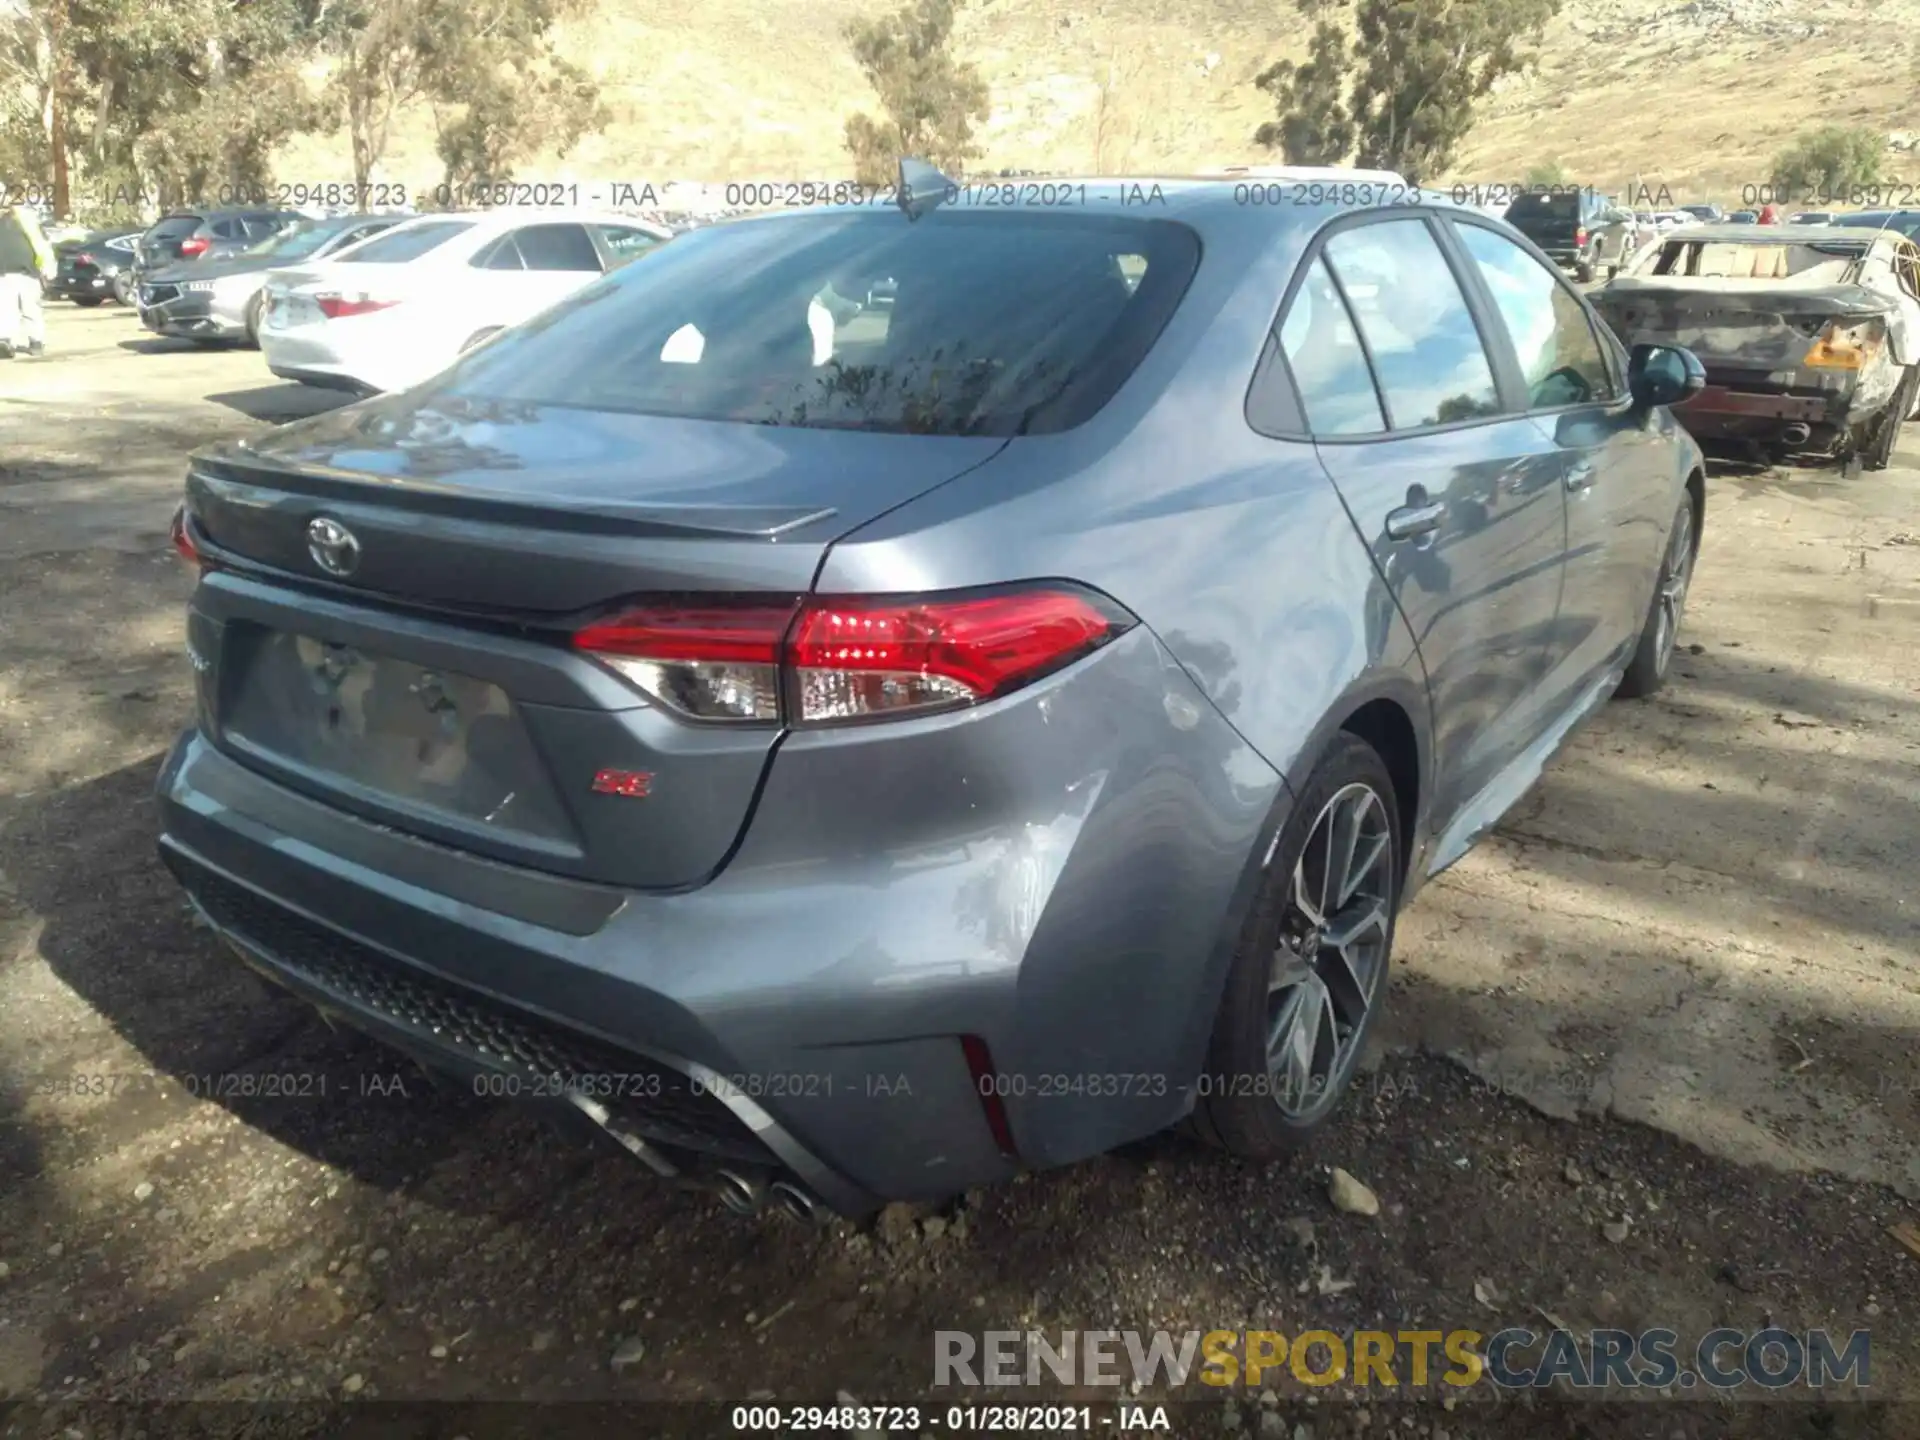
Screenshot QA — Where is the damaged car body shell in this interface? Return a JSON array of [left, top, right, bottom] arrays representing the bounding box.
[[1588, 224, 1920, 456]]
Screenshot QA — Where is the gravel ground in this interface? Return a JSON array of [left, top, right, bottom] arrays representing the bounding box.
[[1, 304, 1916, 1438]]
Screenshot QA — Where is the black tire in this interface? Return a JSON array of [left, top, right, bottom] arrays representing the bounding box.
[[1617, 487, 1699, 700], [460, 326, 503, 354], [1860, 365, 1918, 473], [244, 291, 265, 348], [1575, 258, 1596, 284], [111, 274, 132, 305], [73, 295, 104, 308], [1190, 732, 1403, 1158]]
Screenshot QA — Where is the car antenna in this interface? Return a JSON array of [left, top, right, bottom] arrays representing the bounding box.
[[896, 158, 954, 222]]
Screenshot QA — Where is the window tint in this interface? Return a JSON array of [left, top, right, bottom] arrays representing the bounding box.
[[1456, 223, 1617, 408], [335, 220, 476, 263], [1323, 220, 1501, 429], [428, 211, 1201, 437], [472, 234, 527, 270], [513, 224, 601, 272], [1278, 255, 1384, 436], [596, 225, 663, 265], [145, 216, 203, 243], [211, 218, 244, 239]]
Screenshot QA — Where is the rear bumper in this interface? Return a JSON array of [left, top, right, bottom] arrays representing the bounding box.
[[55, 273, 115, 299], [1676, 371, 1869, 446], [153, 625, 1282, 1210]]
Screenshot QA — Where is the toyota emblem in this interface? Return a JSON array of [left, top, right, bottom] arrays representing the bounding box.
[[306, 516, 361, 577]]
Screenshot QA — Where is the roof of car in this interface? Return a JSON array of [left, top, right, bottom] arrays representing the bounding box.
[[411, 207, 674, 233]]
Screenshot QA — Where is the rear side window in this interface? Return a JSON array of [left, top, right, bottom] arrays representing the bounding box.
[[1323, 220, 1501, 429], [335, 220, 476, 263], [211, 218, 245, 239], [513, 224, 602, 272], [1455, 223, 1617, 407], [1278, 256, 1384, 437], [429, 210, 1201, 437], [472, 234, 527, 270]]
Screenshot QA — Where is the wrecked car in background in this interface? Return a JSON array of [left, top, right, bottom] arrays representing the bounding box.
[[1589, 223, 1920, 471]]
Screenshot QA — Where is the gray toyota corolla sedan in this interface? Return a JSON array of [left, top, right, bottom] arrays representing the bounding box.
[[157, 175, 1708, 1219]]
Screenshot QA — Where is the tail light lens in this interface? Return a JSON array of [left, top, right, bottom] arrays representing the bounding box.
[[75, 251, 94, 264], [1803, 318, 1885, 370], [180, 236, 211, 258], [572, 585, 1134, 726], [316, 292, 401, 320], [169, 502, 205, 569]]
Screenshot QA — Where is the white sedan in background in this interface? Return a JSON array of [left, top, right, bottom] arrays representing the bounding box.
[[258, 208, 673, 394]]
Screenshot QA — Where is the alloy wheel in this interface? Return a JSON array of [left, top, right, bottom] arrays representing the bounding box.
[[1265, 782, 1395, 1120], [1653, 502, 1695, 676]]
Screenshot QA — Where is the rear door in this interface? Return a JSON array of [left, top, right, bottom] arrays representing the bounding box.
[[1287, 212, 1570, 832], [1448, 215, 1673, 715]]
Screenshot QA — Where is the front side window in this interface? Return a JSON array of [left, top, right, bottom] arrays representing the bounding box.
[[425, 210, 1201, 437], [1323, 219, 1501, 430], [1456, 222, 1617, 408], [597, 225, 664, 265]]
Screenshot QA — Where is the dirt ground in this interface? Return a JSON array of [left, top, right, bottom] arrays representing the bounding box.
[[1, 304, 1917, 1439]]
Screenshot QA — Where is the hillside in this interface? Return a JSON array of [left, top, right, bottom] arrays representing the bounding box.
[[273, 0, 1920, 206]]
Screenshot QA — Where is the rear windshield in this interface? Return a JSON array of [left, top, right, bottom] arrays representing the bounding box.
[[144, 215, 204, 243], [429, 210, 1201, 436], [1648, 240, 1865, 279], [333, 220, 474, 263], [1504, 193, 1579, 219]]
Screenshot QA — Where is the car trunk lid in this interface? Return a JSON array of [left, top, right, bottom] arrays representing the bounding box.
[[181, 396, 1009, 890], [1591, 278, 1895, 372]]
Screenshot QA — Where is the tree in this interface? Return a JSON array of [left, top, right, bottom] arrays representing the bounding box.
[[1253, 21, 1353, 163], [842, 0, 989, 187], [1770, 125, 1884, 207], [1253, 0, 1560, 183], [318, 0, 601, 202], [1524, 159, 1565, 186]]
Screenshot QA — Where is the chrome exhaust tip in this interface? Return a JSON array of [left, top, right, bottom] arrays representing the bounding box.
[[769, 1179, 822, 1222], [1781, 422, 1811, 446], [713, 1169, 768, 1215]]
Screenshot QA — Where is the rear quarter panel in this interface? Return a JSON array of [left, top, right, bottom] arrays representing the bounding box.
[[811, 203, 1436, 1128]]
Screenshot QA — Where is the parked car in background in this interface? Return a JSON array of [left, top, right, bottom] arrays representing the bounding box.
[[1501, 189, 1637, 280], [159, 177, 1708, 1217], [258, 209, 672, 393], [1832, 210, 1920, 242], [1591, 223, 1920, 470], [1676, 204, 1723, 224], [134, 208, 306, 278], [1726, 210, 1759, 224], [50, 229, 141, 305], [1788, 212, 1834, 226], [136, 212, 411, 347]]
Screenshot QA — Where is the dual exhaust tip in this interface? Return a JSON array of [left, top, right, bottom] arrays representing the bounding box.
[[713, 1169, 823, 1222]]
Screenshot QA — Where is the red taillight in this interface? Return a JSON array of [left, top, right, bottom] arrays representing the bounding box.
[[1574, 226, 1589, 247], [960, 1035, 1019, 1157], [316, 293, 401, 320], [75, 251, 94, 264], [169, 503, 204, 568], [571, 586, 1132, 725], [179, 236, 210, 258]]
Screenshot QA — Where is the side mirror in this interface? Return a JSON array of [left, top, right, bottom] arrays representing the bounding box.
[[1628, 343, 1706, 410]]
